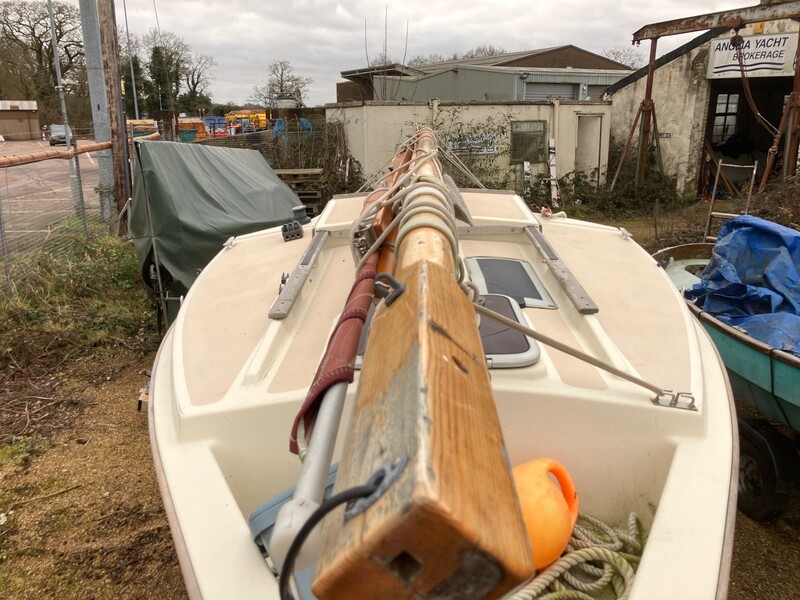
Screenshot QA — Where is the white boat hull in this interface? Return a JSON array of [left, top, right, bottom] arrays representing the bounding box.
[[150, 192, 736, 599]]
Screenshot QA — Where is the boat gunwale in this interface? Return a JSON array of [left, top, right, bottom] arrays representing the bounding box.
[[651, 242, 715, 264], [706, 328, 739, 600], [147, 328, 204, 600], [685, 280, 800, 371]]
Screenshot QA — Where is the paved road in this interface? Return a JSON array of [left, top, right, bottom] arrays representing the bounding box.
[[0, 139, 103, 254]]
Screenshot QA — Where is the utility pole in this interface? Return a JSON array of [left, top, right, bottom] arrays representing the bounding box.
[[96, 0, 130, 213], [78, 0, 115, 224], [47, 0, 88, 235]]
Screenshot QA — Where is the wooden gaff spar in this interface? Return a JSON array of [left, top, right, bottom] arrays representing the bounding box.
[[312, 128, 535, 599]]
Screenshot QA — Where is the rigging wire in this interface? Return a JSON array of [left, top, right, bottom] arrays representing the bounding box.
[[472, 301, 676, 400], [151, 0, 161, 31], [732, 34, 779, 137], [121, 0, 140, 119], [278, 483, 378, 600]]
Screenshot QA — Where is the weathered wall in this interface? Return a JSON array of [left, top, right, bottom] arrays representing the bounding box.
[[0, 110, 41, 141], [336, 80, 368, 103], [379, 70, 516, 102], [609, 19, 800, 197], [326, 100, 613, 188], [608, 46, 711, 197], [375, 68, 632, 103]]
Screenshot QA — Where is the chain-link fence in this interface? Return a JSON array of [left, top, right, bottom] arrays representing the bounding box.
[[0, 140, 116, 287], [1, 117, 365, 287]]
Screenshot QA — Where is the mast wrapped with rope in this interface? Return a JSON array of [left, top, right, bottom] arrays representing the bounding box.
[[270, 146, 415, 571], [313, 128, 534, 599]]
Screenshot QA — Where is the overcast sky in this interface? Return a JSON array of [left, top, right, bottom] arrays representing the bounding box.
[[112, 0, 752, 107]]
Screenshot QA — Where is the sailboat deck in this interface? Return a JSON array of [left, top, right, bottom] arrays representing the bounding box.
[[178, 191, 693, 408]]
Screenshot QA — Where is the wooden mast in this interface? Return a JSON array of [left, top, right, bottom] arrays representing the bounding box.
[[313, 128, 534, 599]]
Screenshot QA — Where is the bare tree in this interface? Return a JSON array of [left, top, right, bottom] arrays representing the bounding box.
[[248, 83, 270, 108], [140, 28, 190, 101], [602, 46, 645, 69], [408, 45, 507, 67], [408, 52, 445, 66], [460, 44, 506, 59], [250, 60, 312, 106], [175, 53, 216, 113], [0, 1, 84, 101], [270, 60, 312, 98], [369, 51, 395, 67], [184, 53, 216, 98]]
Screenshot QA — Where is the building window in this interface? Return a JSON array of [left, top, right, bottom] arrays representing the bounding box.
[[511, 121, 547, 164], [711, 94, 738, 144]]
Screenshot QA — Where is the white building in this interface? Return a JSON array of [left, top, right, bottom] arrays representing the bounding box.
[[326, 99, 612, 190]]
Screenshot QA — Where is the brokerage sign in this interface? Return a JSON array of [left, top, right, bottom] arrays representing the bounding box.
[[707, 33, 798, 79]]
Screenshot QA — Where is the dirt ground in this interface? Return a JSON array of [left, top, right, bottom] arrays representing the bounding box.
[[2, 198, 800, 598], [0, 350, 187, 599], [5, 353, 800, 600]]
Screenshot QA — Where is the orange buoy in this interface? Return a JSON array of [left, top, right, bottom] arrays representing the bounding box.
[[512, 458, 579, 569]]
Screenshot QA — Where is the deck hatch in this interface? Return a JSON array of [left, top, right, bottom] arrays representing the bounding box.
[[465, 256, 556, 310], [355, 294, 540, 369]]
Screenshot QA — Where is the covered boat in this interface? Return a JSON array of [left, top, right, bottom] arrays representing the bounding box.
[[654, 215, 800, 520], [129, 140, 299, 326], [149, 129, 736, 599]]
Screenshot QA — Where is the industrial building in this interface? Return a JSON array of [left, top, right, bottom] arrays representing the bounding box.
[[337, 46, 633, 103], [328, 47, 632, 188], [326, 99, 612, 190], [0, 100, 41, 141]]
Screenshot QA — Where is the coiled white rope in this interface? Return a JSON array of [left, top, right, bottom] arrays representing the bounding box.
[[508, 513, 646, 600], [348, 148, 441, 266], [350, 149, 466, 283]]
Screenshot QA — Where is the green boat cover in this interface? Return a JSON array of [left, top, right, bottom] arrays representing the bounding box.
[[130, 140, 298, 296]]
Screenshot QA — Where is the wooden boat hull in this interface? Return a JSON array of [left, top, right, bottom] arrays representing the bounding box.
[[151, 196, 737, 599]]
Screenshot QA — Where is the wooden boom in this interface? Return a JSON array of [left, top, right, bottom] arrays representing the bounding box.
[[313, 129, 534, 599]]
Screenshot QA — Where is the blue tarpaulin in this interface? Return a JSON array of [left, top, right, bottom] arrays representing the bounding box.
[[686, 215, 800, 356]]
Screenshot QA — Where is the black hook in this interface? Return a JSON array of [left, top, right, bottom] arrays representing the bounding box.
[[374, 272, 406, 306]]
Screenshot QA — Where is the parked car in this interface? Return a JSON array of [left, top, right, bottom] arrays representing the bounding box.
[[48, 124, 72, 146]]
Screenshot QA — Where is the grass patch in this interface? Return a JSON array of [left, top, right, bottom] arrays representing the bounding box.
[[1, 219, 153, 374], [0, 439, 35, 466], [1, 219, 154, 447]]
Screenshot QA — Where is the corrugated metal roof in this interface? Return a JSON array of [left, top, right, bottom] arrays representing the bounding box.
[[0, 100, 38, 111], [340, 48, 566, 80], [421, 48, 561, 71], [341, 64, 426, 81], [521, 69, 631, 85]]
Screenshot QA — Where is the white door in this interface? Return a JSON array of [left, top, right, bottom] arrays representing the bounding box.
[[575, 115, 602, 185]]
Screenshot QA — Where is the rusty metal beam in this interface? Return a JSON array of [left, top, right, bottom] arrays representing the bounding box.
[[636, 41, 659, 187], [633, 1, 800, 41], [758, 37, 800, 191]]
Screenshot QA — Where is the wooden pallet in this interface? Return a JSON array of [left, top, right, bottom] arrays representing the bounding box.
[[275, 168, 324, 215]]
